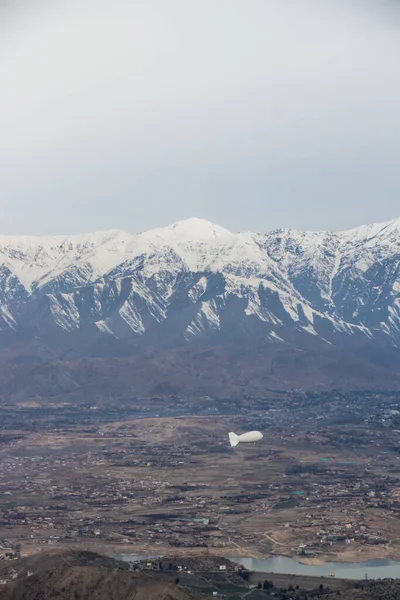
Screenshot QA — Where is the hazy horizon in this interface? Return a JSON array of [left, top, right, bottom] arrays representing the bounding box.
[[1, 0, 400, 236], [0, 213, 399, 240]]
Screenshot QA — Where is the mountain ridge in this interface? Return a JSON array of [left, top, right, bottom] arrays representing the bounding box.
[[0, 216, 399, 400]]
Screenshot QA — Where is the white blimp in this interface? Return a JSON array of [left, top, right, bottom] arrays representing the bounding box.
[[229, 430, 263, 446]]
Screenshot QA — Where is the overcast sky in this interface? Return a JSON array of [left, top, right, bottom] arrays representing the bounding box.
[[1, 0, 399, 235]]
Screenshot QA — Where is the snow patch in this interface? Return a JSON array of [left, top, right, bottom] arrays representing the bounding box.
[[301, 304, 314, 324], [328, 251, 341, 298], [302, 324, 318, 336], [119, 302, 145, 334], [185, 299, 221, 338], [1, 305, 16, 328], [48, 293, 80, 331], [188, 276, 208, 303], [269, 330, 285, 342], [95, 320, 115, 335]]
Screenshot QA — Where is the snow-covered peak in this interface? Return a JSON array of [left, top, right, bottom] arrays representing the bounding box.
[[0, 216, 399, 348], [262, 217, 400, 254], [0, 228, 129, 250], [0, 215, 399, 294], [135, 217, 236, 271], [338, 216, 400, 244], [0, 229, 134, 291], [139, 217, 233, 245]]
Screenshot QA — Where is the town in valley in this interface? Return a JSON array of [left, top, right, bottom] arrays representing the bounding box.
[[1, 390, 400, 565]]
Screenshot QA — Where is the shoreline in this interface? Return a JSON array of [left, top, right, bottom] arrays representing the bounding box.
[[20, 539, 400, 566]]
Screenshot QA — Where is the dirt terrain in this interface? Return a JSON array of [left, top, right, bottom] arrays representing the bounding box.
[[0, 565, 201, 600]]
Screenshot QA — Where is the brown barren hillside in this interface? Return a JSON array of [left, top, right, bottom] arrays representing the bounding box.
[[1, 336, 400, 405], [0, 551, 129, 582], [0, 565, 201, 600]]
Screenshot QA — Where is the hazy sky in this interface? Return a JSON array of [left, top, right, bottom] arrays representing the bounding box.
[[1, 0, 400, 235]]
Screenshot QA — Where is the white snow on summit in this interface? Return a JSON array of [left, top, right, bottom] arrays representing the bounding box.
[[0, 229, 134, 292], [0, 216, 399, 342], [134, 217, 236, 272]]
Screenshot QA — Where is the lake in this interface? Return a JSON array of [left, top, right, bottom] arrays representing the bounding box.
[[116, 554, 400, 580]]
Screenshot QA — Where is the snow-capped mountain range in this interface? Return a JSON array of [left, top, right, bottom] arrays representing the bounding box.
[[0, 216, 399, 349]]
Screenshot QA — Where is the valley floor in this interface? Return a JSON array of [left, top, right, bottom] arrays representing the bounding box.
[[1, 392, 400, 567]]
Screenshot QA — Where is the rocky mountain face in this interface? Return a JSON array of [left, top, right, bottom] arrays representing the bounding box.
[[0, 217, 400, 400]]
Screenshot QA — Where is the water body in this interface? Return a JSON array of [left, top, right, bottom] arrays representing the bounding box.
[[229, 556, 400, 580], [116, 554, 400, 580], [116, 554, 159, 562]]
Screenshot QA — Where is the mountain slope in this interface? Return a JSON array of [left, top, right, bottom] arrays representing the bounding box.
[[0, 564, 201, 600], [0, 216, 400, 398]]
